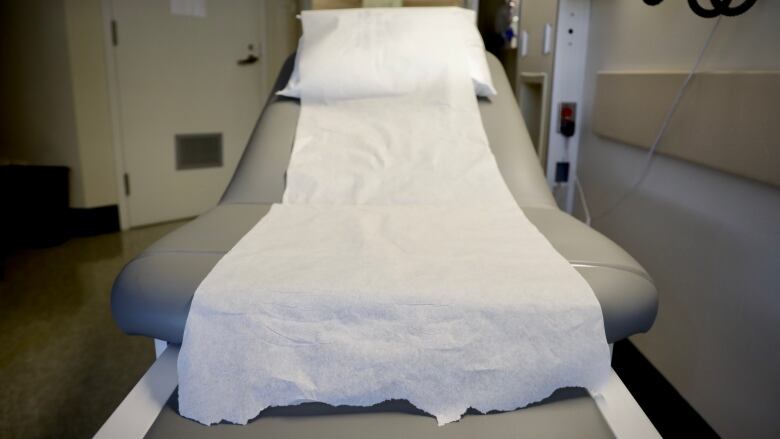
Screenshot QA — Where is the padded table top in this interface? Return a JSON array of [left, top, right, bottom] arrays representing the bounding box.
[[111, 53, 657, 345]]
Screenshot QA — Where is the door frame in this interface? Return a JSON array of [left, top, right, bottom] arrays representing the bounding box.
[[99, 0, 270, 230], [100, 0, 130, 230]]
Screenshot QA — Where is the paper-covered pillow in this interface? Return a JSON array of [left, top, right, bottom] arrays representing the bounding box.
[[277, 8, 496, 99]]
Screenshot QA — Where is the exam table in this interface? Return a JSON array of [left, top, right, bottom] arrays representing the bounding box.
[[102, 54, 659, 438]]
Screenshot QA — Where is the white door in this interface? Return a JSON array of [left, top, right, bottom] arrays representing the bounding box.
[[111, 0, 266, 227]]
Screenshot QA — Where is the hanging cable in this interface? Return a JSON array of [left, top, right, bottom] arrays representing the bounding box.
[[590, 16, 722, 222], [642, 0, 757, 18]]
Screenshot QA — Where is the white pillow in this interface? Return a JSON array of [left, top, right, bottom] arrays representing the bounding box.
[[277, 8, 496, 98]]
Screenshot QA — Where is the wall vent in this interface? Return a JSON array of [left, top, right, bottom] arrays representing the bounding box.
[[175, 133, 223, 170]]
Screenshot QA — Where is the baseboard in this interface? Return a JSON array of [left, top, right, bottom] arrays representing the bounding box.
[[611, 340, 719, 438], [68, 205, 120, 237]]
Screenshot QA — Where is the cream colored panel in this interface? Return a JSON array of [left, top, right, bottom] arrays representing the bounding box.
[[593, 71, 780, 187]]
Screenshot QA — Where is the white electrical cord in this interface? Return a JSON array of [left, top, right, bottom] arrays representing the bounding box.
[[588, 16, 722, 222], [575, 172, 592, 226]]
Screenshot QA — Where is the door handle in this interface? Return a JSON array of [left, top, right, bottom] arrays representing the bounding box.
[[237, 54, 258, 65]]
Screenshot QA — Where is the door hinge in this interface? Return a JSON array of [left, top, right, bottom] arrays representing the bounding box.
[[123, 173, 130, 196], [111, 20, 118, 46]]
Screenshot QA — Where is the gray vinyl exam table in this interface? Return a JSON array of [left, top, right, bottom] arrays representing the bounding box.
[[102, 54, 659, 439]]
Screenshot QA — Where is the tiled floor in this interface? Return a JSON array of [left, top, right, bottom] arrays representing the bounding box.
[[0, 221, 184, 439]]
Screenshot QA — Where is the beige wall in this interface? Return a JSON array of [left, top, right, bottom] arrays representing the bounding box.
[[0, 0, 85, 206], [264, 1, 301, 92], [577, 1, 780, 438], [0, 0, 117, 209]]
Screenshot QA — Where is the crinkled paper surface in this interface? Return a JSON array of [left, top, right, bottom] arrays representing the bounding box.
[[178, 8, 610, 426]]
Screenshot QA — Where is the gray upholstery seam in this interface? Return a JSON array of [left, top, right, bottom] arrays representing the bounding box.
[[220, 201, 276, 206], [136, 250, 227, 260], [516, 203, 559, 211], [132, 252, 651, 284], [571, 262, 654, 284], [220, 201, 558, 209]]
